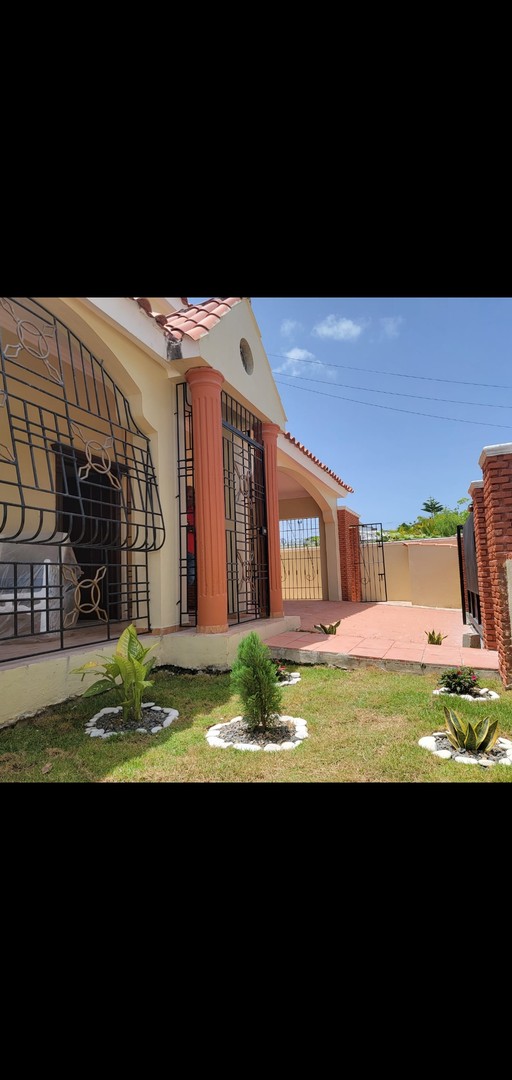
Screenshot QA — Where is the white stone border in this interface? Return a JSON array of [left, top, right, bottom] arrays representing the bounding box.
[[85, 702, 179, 738], [433, 687, 500, 702], [418, 733, 512, 767], [206, 715, 308, 751], [277, 672, 301, 686]]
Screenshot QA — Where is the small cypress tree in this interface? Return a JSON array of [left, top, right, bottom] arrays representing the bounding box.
[[231, 631, 283, 731]]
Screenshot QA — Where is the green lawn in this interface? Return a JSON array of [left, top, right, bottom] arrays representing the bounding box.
[[1, 665, 511, 783]]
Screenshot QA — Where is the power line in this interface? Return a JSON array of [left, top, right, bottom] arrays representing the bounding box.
[[274, 378, 512, 429], [268, 351, 512, 391], [273, 370, 512, 410]]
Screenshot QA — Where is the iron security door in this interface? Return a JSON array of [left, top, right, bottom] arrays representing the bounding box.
[[358, 522, 387, 602], [222, 395, 269, 622], [458, 514, 482, 635]]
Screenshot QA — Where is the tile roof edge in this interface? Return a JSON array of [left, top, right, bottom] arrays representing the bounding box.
[[129, 296, 245, 346], [282, 431, 354, 493]]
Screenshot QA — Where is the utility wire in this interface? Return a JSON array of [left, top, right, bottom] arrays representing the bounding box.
[[274, 379, 512, 430], [273, 370, 512, 410], [268, 351, 512, 391]]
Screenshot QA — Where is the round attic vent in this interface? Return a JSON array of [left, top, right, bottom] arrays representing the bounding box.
[[240, 338, 254, 375]]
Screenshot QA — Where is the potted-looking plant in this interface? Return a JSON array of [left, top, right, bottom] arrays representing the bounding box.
[[73, 624, 179, 737]]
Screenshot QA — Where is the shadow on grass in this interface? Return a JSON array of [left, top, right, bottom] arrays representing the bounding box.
[[0, 667, 235, 784]]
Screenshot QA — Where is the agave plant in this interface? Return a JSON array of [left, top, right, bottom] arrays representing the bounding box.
[[443, 705, 500, 754], [313, 620, 341, 635]]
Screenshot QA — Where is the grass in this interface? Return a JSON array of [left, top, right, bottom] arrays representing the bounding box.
[[1, 664, 511, 783]]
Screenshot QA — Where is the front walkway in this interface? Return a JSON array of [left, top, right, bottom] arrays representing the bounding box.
[[265, 601, 499, 675]]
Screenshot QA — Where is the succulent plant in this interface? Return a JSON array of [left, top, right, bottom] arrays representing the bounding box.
[[425, 629, 447, 644], [313, 620, 341, 635], [443, 705, 500, 754]]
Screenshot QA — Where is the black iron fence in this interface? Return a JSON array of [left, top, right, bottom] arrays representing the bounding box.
[[358, 522, 387, 602], [0, 297, 163, 660], [280, 518, 322, 599]]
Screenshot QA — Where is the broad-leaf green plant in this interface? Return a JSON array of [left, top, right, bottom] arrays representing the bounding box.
[[72, 624, 157, 723], [313, 620, 341, 634], [231, 631, 283, 731], [425, 629, 447, 645], [443, 705, 500, 754]]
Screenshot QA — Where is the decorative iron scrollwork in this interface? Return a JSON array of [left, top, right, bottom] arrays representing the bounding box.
[[0, 297, 63, 384], [0, 391, 15, 463], [234, 461, 253, 504], [62, 565, 108, 627], [237, 549, 255, 585], [70, 423, 122, 491]]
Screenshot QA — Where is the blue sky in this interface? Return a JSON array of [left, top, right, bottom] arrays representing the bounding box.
[[189, 298, 512, 529]]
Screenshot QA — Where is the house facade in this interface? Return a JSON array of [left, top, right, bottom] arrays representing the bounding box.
[[0, 296, 353, 725]]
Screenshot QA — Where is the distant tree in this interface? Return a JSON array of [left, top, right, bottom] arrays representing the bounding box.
[[304, 535, 320, 547], [421, 497, 444, 516]]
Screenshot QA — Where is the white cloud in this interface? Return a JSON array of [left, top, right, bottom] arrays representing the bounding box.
[[380, 316, 403, 339], [312, 315, 365, 341], [273, 347, 316, 376], [280, 318, 303, 338]]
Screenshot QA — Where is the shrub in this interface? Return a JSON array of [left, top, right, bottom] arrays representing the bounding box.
[[313, 620, 341, 635], [439, 667, 481, 696], [425, 629, 447, 645], [72, 624, 157, 723], [231, 631, 283, 731], [443, 705, 500, 754], [272, 660, 289, 682]]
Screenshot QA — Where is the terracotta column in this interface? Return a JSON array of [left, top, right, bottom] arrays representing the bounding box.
[[468, 481, 496, 649], [479, 443, 512, 686], [186, 368, 228, 633], [262, 423, 284, 617]]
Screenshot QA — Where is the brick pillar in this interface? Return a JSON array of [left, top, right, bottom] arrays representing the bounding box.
[[479, 443, 512, 685], [468, 480, 496, 649], [337, 507, 362, 602], [186, 368, 228, 634], [262, 423, 284, 617]]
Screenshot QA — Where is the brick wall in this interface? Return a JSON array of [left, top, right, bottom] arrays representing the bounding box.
[[479, 447, 512, 685], [337, 507, 362, 602]]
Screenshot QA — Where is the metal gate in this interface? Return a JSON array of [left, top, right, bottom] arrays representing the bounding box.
[[358, 522, 387, 602], [280, 518, 322, 599], [222, 393, 269, 622], [457, 516, 482, 635], [176, 382, 196, 626]]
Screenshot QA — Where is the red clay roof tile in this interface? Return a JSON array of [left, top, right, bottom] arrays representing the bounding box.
[[130, 297, 243, 343], [283, 432, 353, 493]]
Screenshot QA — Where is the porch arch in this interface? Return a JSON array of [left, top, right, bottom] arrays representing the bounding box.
[[278, 465, 341, 600]]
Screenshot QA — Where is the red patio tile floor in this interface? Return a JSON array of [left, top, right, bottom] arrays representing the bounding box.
[[265, 601, 499, 674]]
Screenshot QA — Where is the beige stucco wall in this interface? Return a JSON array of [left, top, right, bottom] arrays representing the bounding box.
[[383, 540, 461, 608], [49, 299, 179, 634], [0, 296, 347, 722], [0, 614, 301, 727], [383, 543, 411, 601], [279, 496, 320, 519], [199, 300, 287, 428]]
